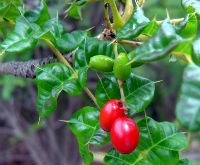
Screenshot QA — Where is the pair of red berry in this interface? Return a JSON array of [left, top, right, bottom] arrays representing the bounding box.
[[99, 99, 139, 154]]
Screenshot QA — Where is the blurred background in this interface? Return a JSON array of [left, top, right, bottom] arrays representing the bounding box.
[[0, 0, 199, 164]]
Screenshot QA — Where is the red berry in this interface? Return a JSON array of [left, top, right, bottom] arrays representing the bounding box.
[[99, 99, 125, 132], [111, 117, 139, 154]]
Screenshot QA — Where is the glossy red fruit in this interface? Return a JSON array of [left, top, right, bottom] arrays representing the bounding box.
[[99, 99, 125, 132], [111, 117, 139, 154]]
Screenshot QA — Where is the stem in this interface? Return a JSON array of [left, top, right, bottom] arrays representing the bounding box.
[[84, 87, 100, 109], [118, 40, 143, 46], [122, 0, 134, 22], [106, 0, 124, 31], [42, 39, 74, 72], [114, 42, 127, 111], [103, 1, 112, 29], [114, 41, 119, 57], [157, 18, 184, 25], [118, 80, 126, 110], [42, 39, 100, 109]]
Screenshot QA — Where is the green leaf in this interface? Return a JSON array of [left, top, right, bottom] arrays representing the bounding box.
[[192, 38, 200, 66], [117, 8, 150, 40], [104, 117, 188, 165], [0, 0, 22, 22], [137, 117, 188, 152], [78, 67, 88, 88], [55, 30, 88, 53], [36, 63, 82, 117], [90, 128, 110, 146], [182, 0, 200, 17], [66, 1, 86, 19], [176, 64, 200, 131], [178, 159, 192, 165], [105, 149, 179, 165], [130, 21, 182, 64], [178, 14, 197, 38], [95, 76, 120, 108], [35, 17, 65, 43], [24, 0, 50, 27], [68, 106, 109, 165], [125, 74, 155, 116], [172, 14, 197, 63], [95, 73, 155, 116], [0, 16, 39, 55], [141, 19, 159, 37], [34, 18, 87, 53], [104, 149, 140, 165], [73, 37, 118, 69]]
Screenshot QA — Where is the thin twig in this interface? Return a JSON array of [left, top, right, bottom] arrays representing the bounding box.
[[118, 40, 143, 46], [122, 0, 134, 22], [42, 39, 100, 109], [113, 42, 127, 111], [103, 1, 112, 29]]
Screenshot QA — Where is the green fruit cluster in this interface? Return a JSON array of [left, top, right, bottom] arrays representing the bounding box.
[[89, 52, 131, 81]]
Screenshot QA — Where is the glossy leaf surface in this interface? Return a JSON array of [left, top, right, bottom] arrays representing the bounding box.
[[182, 0, 200, 17], [0, 0, 22, 22], [0, 16, 38, 55], [141, 19, 158, 37], [131, 21, 182, 63], [176, 64, 200, 131], [74, 38, 117, 69], [78, 67, 88, 88], [25, 0, 50, 27], [172, 13, 197, 63], [66, 0, 86, 19], [95, 73, 155, 116], [36, 63, 81, 117], [192, 38, 200, 66], [55, 30, 87, 53], [105, 117, 187, 165], [117, 8, 150, 40], [68, 106, 109, 165]]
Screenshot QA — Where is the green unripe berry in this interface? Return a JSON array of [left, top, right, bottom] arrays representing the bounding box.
[[113, 52, 131, 81], [89, 55, 114, 72]]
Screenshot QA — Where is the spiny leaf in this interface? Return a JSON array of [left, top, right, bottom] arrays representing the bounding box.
[[104, 117, 188, 165], [68, 106, 109, 165], [129, 21, 182, 64], [0, 16, 39, 55], [176, 64, 200, 131], [25, 0, 50, 27], [78, 67, 88, 88], [66, 0, 87, 19], [73, 37, 119, 69], [192, 38, 200, 66], [36, 63, 82, 117], [141, 19, 159, 37], [117, 8, 150, 40], [55, 30, 88, 53], [172, 13, 197, 63], [182, 0, 200, 17], [0, 0, 22, 22], [95, 73, 155, 116]]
